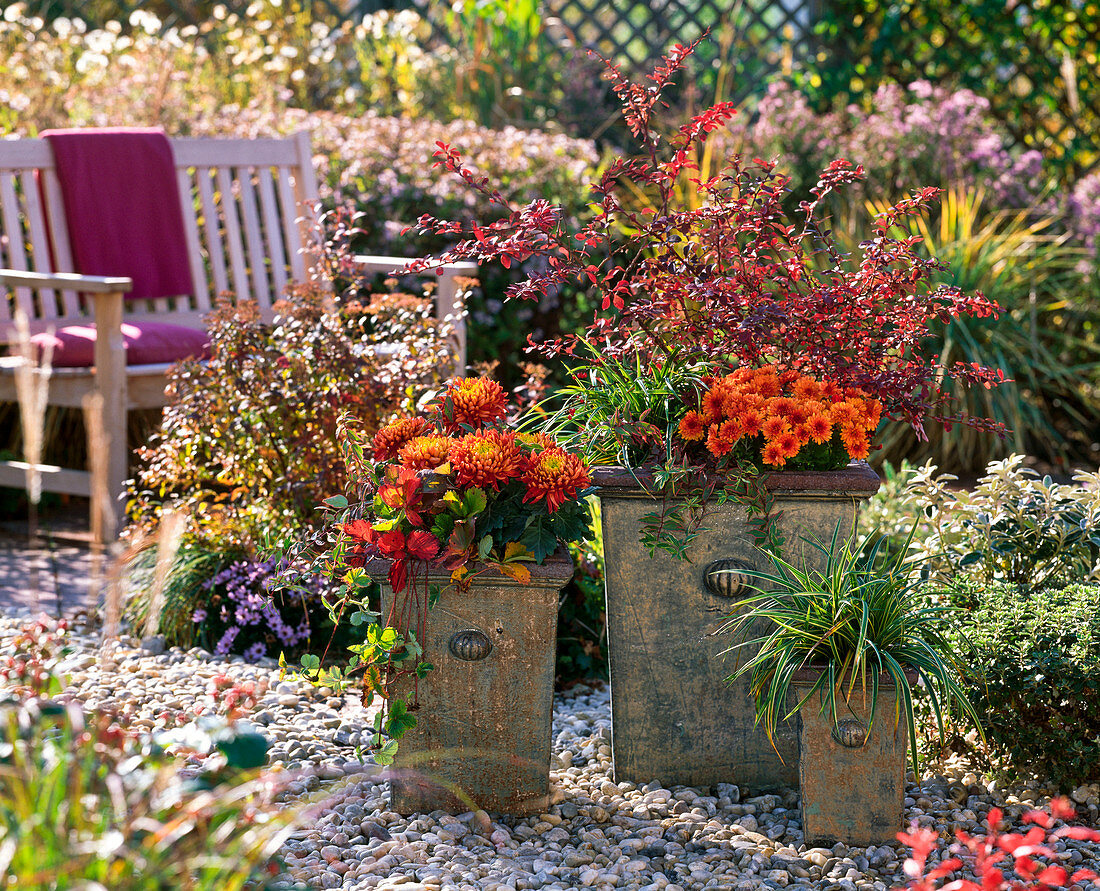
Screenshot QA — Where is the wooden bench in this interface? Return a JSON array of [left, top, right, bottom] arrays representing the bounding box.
[[0, 131, 474, 543]]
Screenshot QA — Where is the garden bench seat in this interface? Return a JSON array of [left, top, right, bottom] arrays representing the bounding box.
[[0, 131, 474, 543]]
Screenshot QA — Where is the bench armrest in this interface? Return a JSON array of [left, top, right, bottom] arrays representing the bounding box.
[[0, 270, 133, 294], [349, 255, 478, 276]]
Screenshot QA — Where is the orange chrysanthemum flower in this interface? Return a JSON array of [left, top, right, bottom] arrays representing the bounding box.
[[741, 409, 764, 437], [863, 398, 883, 429], [398, 435, 454, 471], [754, 374, 782, 398], [706, 425, 735, 458], [517, 431, 557, 451], [771, 397, 799, 421], [776, 432, 801, 459], [841, 426, 871, 461], [522, 447, 591, 513], [449, 430, 525, 489], [678, 411, 708, 441], [822, 380, 843, 401], [702, 386, 728, 422], [371, 416, 432, 461], [445, 377, 509, 430], [792, 376, 823, 401], [761, 416, 790, 440], [762, 440, 787, 467], [806, 412, 833, 444], [722, 390, 748, 418], [719, 419, 744, 443], [829, 401, 858, 425]]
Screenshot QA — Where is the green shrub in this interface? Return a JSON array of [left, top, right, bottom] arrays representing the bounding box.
[[126, 265, 454, 551], [558, 496, 608, 685], [902, 455, 1100, 592], [946, 580, 1100, 791]]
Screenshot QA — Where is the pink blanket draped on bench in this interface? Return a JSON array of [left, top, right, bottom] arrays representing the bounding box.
[[41, 127, 195, 301]]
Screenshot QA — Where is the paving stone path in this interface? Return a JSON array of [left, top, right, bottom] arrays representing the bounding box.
[[0, 511, 97, 616]]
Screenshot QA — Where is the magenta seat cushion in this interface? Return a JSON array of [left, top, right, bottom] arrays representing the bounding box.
[[31, 320, 211, 368]]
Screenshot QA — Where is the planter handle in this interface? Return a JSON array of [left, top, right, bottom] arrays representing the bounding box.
[[448, 629, 493, 661], [704, 558, 755, 598], [831, 717, 868, 748]]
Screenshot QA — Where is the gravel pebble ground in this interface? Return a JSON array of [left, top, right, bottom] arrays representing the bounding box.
[[6, 616, 1099, 891]]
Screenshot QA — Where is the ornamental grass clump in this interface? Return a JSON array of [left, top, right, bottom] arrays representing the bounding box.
[[285, 376, 592, 762], [406, 37, 1004, 551], [722, 526, 983, 773]]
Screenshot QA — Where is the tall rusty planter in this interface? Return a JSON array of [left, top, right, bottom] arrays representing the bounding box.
[[793, 669, 913, 847], [594, 464, 880, 791], [380, 555, 574, 816]]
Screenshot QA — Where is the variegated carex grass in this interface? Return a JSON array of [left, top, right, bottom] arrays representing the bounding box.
[[721, 523, 984, 774]]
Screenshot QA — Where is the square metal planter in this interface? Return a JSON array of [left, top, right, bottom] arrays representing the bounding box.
[[793, 670, 911, 847], [380, 555, 574, 815], [594, 464, 880, 792]]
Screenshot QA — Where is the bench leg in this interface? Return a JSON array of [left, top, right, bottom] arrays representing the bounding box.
[[89, 291, 128, 545]]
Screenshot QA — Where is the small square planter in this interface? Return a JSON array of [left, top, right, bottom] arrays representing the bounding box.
[[792, 669, 913, 847], [379, 554, 574, 816], [595, 463, 880, 792]]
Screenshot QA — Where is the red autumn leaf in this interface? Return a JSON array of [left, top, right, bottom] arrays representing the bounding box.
[[375, 529, 406, 558], [388, 559, 408, 593], [407, 530, 441, 561], [341, 519, 374, 543]]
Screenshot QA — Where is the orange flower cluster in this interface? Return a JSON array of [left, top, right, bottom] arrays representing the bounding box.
[[398, 435, 453, 471], [449, 429, 527, 489], [369, 378, 590, 513], [371, 416, 432, 461], [678, 366, 881, 468], [444, 377, 509, 430]]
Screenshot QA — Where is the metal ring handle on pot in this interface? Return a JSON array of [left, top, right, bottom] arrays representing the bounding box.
[[703, 558, 756, 598]]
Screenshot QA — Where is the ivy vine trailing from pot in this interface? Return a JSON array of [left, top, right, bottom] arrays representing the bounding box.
[[404, 36, 1006, 556], [277, 377, 592, 763]]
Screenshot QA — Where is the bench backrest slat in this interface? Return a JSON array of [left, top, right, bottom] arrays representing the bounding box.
[[0, 132, 319, 331]]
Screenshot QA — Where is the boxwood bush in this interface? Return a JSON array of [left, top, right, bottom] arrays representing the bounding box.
[[948, 580, 1100, 790]]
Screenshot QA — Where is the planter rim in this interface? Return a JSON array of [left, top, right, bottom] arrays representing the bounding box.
[[591, 462, 880, 498], [789, 665, 921, 687], [357, 549, 575, 586]]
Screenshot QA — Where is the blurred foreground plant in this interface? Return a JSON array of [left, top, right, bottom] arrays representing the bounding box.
[[0, 617, 302, 889], [896, 797, 1100, 891]]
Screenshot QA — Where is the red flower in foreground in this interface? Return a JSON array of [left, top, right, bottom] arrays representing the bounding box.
[[522, 447, 590, 513], [449, 429, 526, 489], [444, 377, 509, 430], [371, 416, 431, 461]]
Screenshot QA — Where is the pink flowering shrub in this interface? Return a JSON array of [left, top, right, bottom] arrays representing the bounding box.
[[898, 798, 1100, 891], [719, 80, 1044, 212]]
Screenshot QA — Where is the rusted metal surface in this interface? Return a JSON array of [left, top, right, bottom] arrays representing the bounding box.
[[595, 463, 880, 792], [381, 555, 574, 816], [792, 670, 912, 847]]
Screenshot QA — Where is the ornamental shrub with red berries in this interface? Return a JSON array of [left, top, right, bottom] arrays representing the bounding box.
[[406, 37, 1005, 465]]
